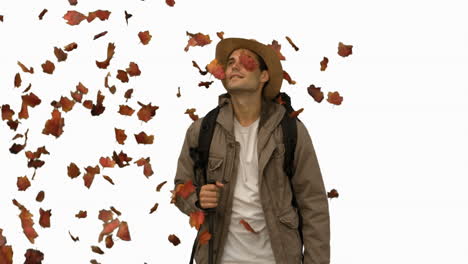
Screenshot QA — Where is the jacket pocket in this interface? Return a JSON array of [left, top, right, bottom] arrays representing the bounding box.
[[277, 206, 302, 263], [207, 156, 224, 183]]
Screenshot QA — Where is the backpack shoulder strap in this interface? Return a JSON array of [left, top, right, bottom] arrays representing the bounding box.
[[197, 105, 221, 185]]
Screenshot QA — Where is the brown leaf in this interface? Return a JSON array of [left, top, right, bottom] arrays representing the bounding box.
[[166, 0, 175, 7], [17, 61, 34, 73], [68, 0, 78, 6], [124, 89, 133, 101], [267, 40, 286, 60], [38, 208, 51, 228], [96, 42, 115, 69], [105, 234, 114, 248], [42, 109, 65, 138], [17, 176, 31, 191], [327, 188, 339, 199], [64, 42, 78, 52], [126, 62, 141, 77], [93, 31, 108, 40], [185, 31, 211, 52], [134, 157, 154, 177], [1, 105, 15, 121], [338, 42, 353, 57], [118, 105, 134, 116], [110, 206, 121, 216], [83, 165, 100, 189], [14, 73, 21, 88], [67, 162, 81, 179], [19, 92, 41, 119], [192, 61, 208, 75], [176, 87, 181, 98], [98, 218, 119, 242], [24, 248, 44, 263], [149, 203, 159, 214], [41, 60, 55, 74], [87, 10, 111, 22], [35, 191, 45, 202], [63, 10, 87, 26], [307, 84, 324, 103], [91, 90, 106, 116], [0, 228, 7, 246], [285, 36, 299, 51], [216, 31, 224, 40], [112, 150, 132, 168], [184, 108, 199, 121], [114, 128, 127, 144], [168, 234, 180, 246], [327, 91, 343, 105], [124, 11, 132, 25], [136, 102, 159, 122], [156, 181, 167, 192], [75, 210, 87, 218], [38, 9, 48, 20], [116, 70, 129, 83], [91, 245, 104, 254], [138, 31, 152, 45], [54, 47, 68, 62], [99, 157, 115, 168], [68, 230, 79, 242], [134, 132, 154, 145], [59, 96, 75, 112], [98, 209, 114, 223], [198, 81, 213, 89], [102, 175, 114, 185], [320, 57, 329, 71], [116, 221, 131, 241], [12, 199, 39, 244], [282, 70, 296, 85]]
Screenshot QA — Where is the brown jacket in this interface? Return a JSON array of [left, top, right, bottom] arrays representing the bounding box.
[[173, 93, 330, 264]]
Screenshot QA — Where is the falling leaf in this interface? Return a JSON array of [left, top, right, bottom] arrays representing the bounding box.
[[176, 87, 181, 97], [166, 0, 175, 7], [149, 203, 159, 214], [87, 10, 111, 23], [283, 70, 296, 85], [17, 176, 31, 191], [189, 211, 205, 230], [83, 165, 100, 189], [41, 60, 55, 74], [138, 31, 152, 45], [64, 42, 78, 52], [19, 92, 41, 119], [126, 62, 141, 76], [338, 42, 353, 57], [134, 132, 154, 145], [75, 210, 87, 218], [68, 231, 79, 242], [192, 61, 208, 75], [98, 210, 114, 223], [54, 47, 67, 62], [110, 206, 121, 216], [216, 31, 224, 40], [14, 73, 22, 88], [104, 72, 116, 94], [96, 42, 115, 69], [198, 81, 213, 89], [124, 89, 133, 101], [63, 10, 87, 25], [239, 51, 259, 71], [36, 191, 45, 202], [285, 36, 299, 51], [327, 188, 339, 199], [24, 248, 44, 263], [42, 109, 65, 138], [102, 175, 114, 185], [99, 157, 116, 168], [17, 61, 34, 73], [59, 96, 75, 112], [134, 157, 154, 177], [1, 105, 14, 121], [168, 234, 180, 246], [0, 15, 3, 22], [39, 208, 51, 228], [91, 90, 106, 116], [184, 108, 199, 121], [94, 31, 108, 40], [327, 91, 343, 105], [98, 218, 119, 242], [184, 31, 211, 52], [117, 221, 131, 241], [118, 105, 134, 116], [136, 102, 159, 122], [239, 219, 258, 234], [289, 108, 304, 118], [124, 11, 132, 25], [67, 162, 81, 179], [175, 180, 195, 199], [68, 0, 78, 6], [12, 199, 39, 243], [105, 235, 114, 248], [7, 120, 20, 131], [320, 57, 329, 71], [307, 84, 324, 103], [91, 245, 104, 254], [112, 151, 132, 168], [198, 230, 211, 245], [206, 59, 225, 79], [115, 128, 127, 144], [267, 40, 286, 60], [116, 70, 129, 83], [156, 181, 167, 192]]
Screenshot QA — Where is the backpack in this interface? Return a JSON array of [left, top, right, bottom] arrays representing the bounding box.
[[188, 92, 304, 264]]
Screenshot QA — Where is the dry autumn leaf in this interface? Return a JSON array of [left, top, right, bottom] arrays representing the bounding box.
[[116, 69, 129, 83], [110, 206, 121, 216], [87, 10, 111, 22], [17, 61, 34, 73], [36, 191, 45, 202], [198, 230, 211, 245], [41, 60, 55, 74], [283, 70, 296, 85], [124, 11, 132, 25], [91, 245, 104, 254], [124, 89, 133, 101], [289, 108, 304, 118], [206, 59, 225, 80], [149, 203, 159, 214], [94, 31, 108, 40], [320, 57, 329, 71], [285, 36, 299, 51], [166, 0, 175, 7], [134, 157, 154, 177], [307, 84, 324, 103], [327, 91, 343, 105], [68, 0, 78, 6], [239, 51, 259, 71], [185, 31, 211, 52], [102, 175, 114, 185], [117, 221, 131, 241], [216, 31, 224, 40], [63, 10, 87, 25], [338, 42, 353, 57], [156, 181, 167, 192], [112, 150, 132, 168], [96, 42, 115, 69], [114, 128, 127, 144], [192, 61, 208, 75], [137, 102, 159, 122], [91, 90, 106, 116], [54, 47, 68, 62], [198, 81, 213, 89], [83, 165, 100, 189], [17, 176, 31, 191], [1, 104, 15, 121], [268, 40, 286, 60], [118, 105, 134, 116], [175, 180, 195, 199], [39, 208, 51, 228], [189, 211, 205, 230], [24, 248, 44, 263], [75, 210, 87, 218], [185, 108, 199, 121], [69, 231, 79, 242], [12, 199, 38, 243], [19, 92, 41, 119], [42, 109, 65, 138], [105, 234, 114, 248], [134, 132, 154, 145], [14, 73, 21, 88], [98, 218, 119, 242], [98, 209, 114, 223], [99, 157, 116, 168], [68, 162, 81, 179], [328, 188, 339, 199], [138, 31, 152, 45], [168, 234, 180, 246], [64, 42, 78, 52], [126, 62, 141, 76]]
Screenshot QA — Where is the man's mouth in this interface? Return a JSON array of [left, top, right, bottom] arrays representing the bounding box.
[[230, 75, 243, 80]]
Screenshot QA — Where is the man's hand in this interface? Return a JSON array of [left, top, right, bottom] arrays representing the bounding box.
[[199, 181, 224, 209]]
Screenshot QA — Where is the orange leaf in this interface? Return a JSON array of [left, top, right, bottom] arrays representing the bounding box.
[[17, 176, 31, 191], [12, 199, 38, 244], [19, 93, 41, 120], [98, 218, 119, 242], [42, 109, 65, 138], [118, 105, 134, 116], [338, 42, 353, 57], [267, 40, 286, 60], [138, 31, 152, 45], [67, 162, 81, 179], [0, 244, 13, 264], [189, 211, 205, 230], [134, 132, 154, 145], [176, 180, 195, 199], [327, 91, 343, 105], [206, 59, 225, 80], [307, 84, 324, 103], [96, 42, 115, 69], [99, 157, 115, 168], [117, 221, 131, 241], [114, 128, 127, 144], [87, 10, 111, 22], [185, 108, 199, 121], [239, 219, 258, 234], [184, 31, 211, 52], [136, 102, 159, 122], [198, 230, 211, 245], [63, 10, 87, 25], [320, 57, 329, 71], [168, 234, 180, 246], [83, 165, 100, 189], [126, 62, 141, 76], [39, 208, 51, 228]]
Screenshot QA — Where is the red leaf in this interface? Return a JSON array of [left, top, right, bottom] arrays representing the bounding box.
[[98, 209, 114, 223], [175, 180, 195, 199], [189, 211, 205, 230], [184, 31, 211, 52], [41, 60, 55, 74], [1, 105, 15, 121], [138, 31, 152, 45], [12, 199, 38, 243], [19, 92, 41, 120], [166, 0, 175, 7], [87, 10, 111, 22], [39, 208, 51, 228], [117, 221, 131, 241], [126, 62, 141, 77], [83, 165, 100, 189], [206, 59, 225, 80], [98, 218, 119, 242], [327, 91, 343, 105], [198, 230, 211, 245], [63, 10, 87, 25], [338, 42, 353, 57], [239, 51, 259, 72], [99, 157, 116, 168], [168, 234, 180, 246], [42, 109, 65, 138]]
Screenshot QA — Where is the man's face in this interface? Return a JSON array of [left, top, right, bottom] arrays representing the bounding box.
[[224, 48, 269, 96]]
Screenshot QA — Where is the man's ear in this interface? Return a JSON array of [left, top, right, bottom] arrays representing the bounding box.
[[260, 70, 269, 83]]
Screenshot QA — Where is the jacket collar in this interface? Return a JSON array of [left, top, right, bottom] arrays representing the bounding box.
[[216, 92, 285, 141]]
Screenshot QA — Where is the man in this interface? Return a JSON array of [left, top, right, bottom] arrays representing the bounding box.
[[172, 38, 330, 264]]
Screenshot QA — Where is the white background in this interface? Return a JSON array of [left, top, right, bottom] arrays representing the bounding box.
[[1, 0, 467, 263]]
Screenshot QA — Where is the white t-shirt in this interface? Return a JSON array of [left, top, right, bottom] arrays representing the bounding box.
[[220, 116, 276, 264]]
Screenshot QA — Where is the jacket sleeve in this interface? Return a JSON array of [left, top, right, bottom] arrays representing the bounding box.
[[173, 121, 205, 216], [292, 120, 330, 264]]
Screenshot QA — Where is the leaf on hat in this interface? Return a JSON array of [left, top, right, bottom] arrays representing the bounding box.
[[198, 81, 213, 89], [285, 36, 299, 51], [63, 10, 87, 25], [41, 60, 55, 74], [189, 211, 205, 230], [320, 57, 328, 71], [184, 31, 212, 52], [185, 108, 199, 121], [168, 234, 180, 246], [96, 42, 115, 69], [42, 109, 64, 138], [166, 0, 175, 6], [206, 59, 225, 80], [327, 91, 343, 105], [87, 10, 111, 22], [239, 51, 259, 71], [138, 31, 152, 45], [114, 128, 128, 144], [307, 84, 324, 103], [338, 42, 353, 57], [267, 40, 286, 60], [282, 70, 296, 85]]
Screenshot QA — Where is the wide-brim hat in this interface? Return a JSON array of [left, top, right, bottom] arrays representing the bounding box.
[[215, 38, 283, 100]]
